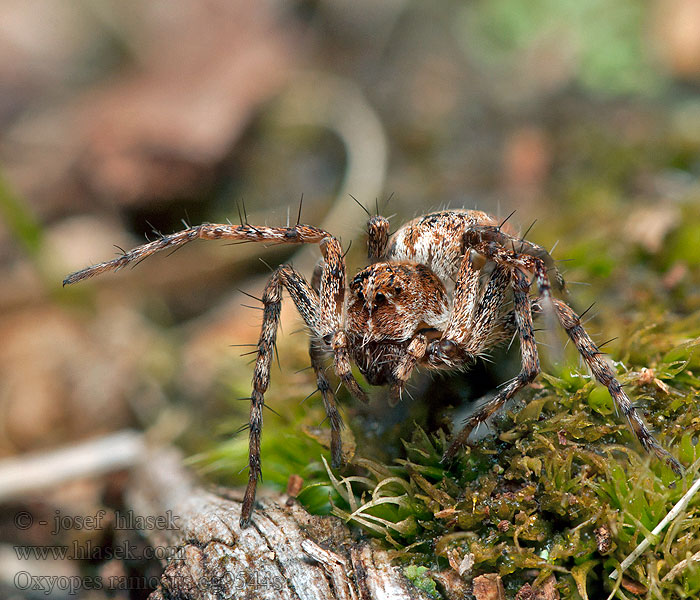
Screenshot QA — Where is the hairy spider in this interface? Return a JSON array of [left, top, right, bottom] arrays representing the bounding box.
[[64, 207, 682, 526]]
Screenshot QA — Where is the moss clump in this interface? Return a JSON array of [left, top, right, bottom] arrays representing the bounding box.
[[403, 565, 440, 598], [290, 315, 699, 598]]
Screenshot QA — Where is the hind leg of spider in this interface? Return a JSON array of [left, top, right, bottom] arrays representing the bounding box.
[[444, 268, 540, 460], [310, 341, 344, 468], [241, 264, 323, 527], [465, 225, 567, 294], [552, 299, 683, 475]]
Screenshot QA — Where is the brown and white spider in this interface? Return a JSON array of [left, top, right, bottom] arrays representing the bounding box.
[[64, 207, 682, 526]]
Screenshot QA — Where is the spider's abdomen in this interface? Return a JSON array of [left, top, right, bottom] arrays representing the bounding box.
[[386, 209, 515, 281]]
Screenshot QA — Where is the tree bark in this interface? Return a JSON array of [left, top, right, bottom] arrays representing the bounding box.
[[127, 448, 433, 600]]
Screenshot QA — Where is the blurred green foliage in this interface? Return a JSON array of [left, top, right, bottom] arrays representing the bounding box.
[[458, 0, 665, 96], [0, 170, 43, 257]]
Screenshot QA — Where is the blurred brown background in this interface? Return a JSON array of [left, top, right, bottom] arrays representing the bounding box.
[[2, 1, 700, 598], [1, 0, 699, 507]]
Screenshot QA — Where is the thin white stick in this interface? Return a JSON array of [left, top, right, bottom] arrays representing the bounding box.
[[610, 471, 700, 580], [662, 549, 700, 582], [0, 430, 145, 501]]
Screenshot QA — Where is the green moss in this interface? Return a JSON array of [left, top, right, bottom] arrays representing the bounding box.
[[296, 301, 698, 595], [193, 309, 699, 598], [403, 565, 440, 598], [315, 343, 696, 596]]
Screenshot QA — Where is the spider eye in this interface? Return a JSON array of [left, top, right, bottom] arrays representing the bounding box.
[[356, 291, 364, 302], [394, 286, 402, 294], [439, 339, 458, 358], [375, 292, 386, 303]]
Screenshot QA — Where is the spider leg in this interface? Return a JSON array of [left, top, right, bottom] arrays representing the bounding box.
[[465, 225, 566, 294], [444, 268, 539, 459], [389, 333, 428, 405], [424, 258, 511, 370], [443, 238, 681, 474], [442, 250, 481, 344], [63, 222, 333, 285], [474, 241, 680, 473], [367, 215, 390, 262], [552, 299, 682, 475], [310, 341, 344, 467], [241, 264, 323, 526], [308, 257, 348, 466], [423, 243, 540, 454], [464, 264, 512, 349], [318, 237, 369, 404], [241, 269, 283, 527]]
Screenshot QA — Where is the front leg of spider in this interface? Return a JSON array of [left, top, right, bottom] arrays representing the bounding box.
[[241, 236, 367, 527], [240, 264, 329, 526], [319, 237, 368, 405]]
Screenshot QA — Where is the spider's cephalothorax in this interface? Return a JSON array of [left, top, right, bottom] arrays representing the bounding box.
[[64, 207, 683, 527], [346, 262, 448, 386]]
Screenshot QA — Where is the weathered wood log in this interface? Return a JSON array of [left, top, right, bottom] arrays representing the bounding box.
[[127, 448, 433, 600]]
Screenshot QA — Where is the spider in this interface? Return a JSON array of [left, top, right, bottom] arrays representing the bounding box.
[[64, 206, 682, 526]]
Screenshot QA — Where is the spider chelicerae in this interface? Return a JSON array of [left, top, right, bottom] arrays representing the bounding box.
[[64, 206, 682, 526]]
